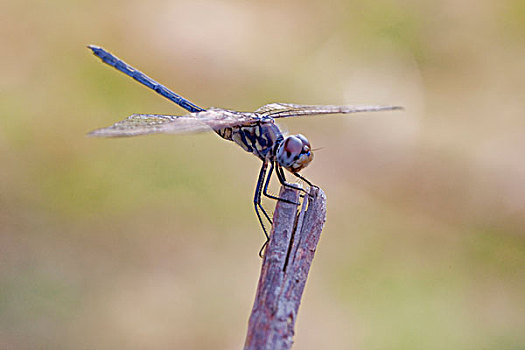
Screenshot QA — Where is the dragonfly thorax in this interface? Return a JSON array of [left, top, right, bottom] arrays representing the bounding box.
[[217, 120, 284, 161], [276, 134, 313, 173]]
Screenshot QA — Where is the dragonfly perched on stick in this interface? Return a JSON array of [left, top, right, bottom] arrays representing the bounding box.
[[87, 45, 402, 255]]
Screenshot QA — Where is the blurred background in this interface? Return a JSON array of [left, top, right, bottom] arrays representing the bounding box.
[[2, 0, 524, 349]]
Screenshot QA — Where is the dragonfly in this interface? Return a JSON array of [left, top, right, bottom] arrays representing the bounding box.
[[87, 45, 402, 255]]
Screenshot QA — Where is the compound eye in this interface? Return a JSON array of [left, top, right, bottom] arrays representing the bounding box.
[[284, 136, 303, 156], [295, 134, 310, 149]]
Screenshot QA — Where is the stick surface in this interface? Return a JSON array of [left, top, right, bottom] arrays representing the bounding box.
[[244, 186, 327, 350]]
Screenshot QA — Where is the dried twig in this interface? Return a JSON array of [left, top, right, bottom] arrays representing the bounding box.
[[244, 186, 327, 350]]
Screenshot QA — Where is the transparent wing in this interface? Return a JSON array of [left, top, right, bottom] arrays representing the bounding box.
[[88, 109, 261, 137], [255, 103, 403, 119]]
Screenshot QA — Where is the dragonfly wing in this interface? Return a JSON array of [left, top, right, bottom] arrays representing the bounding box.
[[87, 114, 213, 137], [88, 109, 261, 137], [255, 103, 403, 119]]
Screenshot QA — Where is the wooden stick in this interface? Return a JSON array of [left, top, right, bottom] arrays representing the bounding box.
[[244, 186, 327, 350]]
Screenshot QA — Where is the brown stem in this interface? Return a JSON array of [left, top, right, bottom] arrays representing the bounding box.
[[244, 186, 327, 350]]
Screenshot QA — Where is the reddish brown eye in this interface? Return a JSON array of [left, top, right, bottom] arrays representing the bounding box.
[[276, 134, 314, 172], [296, 134, 310, 148], [284, 136, 303, 155]]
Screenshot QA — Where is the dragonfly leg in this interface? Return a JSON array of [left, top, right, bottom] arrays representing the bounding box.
[[276, 165, 310, 197], [263, 162, 300, 205], [292, 172, 315, 188], [254, 161, 273, 257], [291, 172, 316, 198]]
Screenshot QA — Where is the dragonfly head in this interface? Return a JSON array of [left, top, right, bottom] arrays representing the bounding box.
[[276, 134, 313, 173]]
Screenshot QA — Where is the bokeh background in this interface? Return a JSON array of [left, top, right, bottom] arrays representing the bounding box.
[[2, 0, 525, 349]]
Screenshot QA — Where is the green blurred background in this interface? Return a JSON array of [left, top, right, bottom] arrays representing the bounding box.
[[2, 0, 525, 349]]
